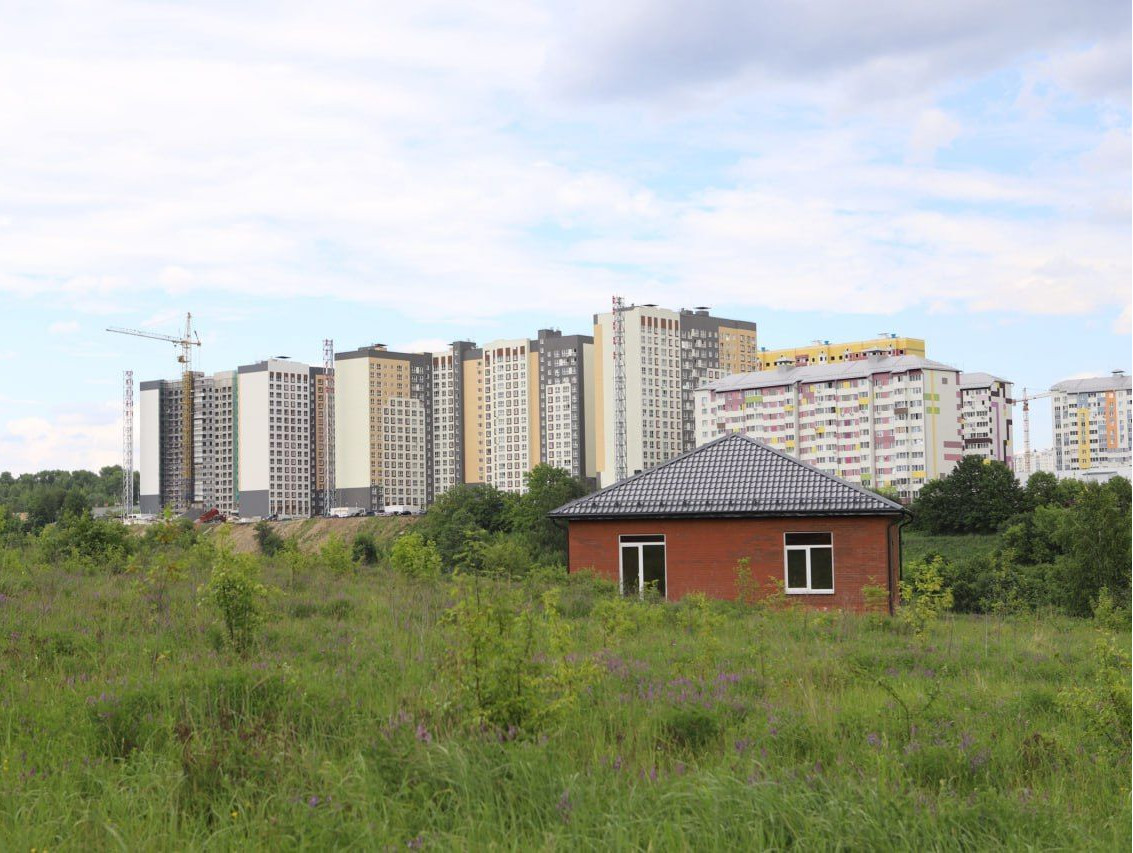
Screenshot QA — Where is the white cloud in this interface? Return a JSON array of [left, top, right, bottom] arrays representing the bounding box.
[[48, 320, 80, 336], [909, 109, 962, 162], [0, 411, 120, 475]]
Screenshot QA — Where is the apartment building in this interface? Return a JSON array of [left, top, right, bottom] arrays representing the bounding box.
[[536, 329, 595, 484], [756, 336, 925, 370], [430, 341, 477, 498], [235, 358, 313, 518], [334, 345, 433, 512], [958, 372, 1013, 466], [593, 305, 758, 487], [139, 377, 195, 514], [695, 355, 964, 501], [1051, 371, 1132, 475], [193, 370, 237, 515], [1014, 448, 1055, 481]]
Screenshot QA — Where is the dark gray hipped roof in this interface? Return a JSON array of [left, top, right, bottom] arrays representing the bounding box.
[[550, 433, 905, 519]]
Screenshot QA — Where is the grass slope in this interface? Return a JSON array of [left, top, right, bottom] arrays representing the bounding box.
[[0, 556, 1128, 850]]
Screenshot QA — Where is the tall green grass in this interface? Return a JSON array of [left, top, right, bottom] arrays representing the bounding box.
[[0, 549, 1128, 850]]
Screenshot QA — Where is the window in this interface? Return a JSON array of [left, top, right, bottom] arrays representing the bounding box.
[[619, 534, 666, 598], [784, 532, 833, 594]]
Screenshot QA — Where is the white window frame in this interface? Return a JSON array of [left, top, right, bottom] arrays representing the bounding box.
[[783, 532, 834, 595], [618, 534, 667, 599]]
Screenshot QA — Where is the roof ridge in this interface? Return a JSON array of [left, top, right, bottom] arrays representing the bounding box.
[[550, 432, 742, 515], [550, 433, 905, 518], [733, 433, 904, 511]]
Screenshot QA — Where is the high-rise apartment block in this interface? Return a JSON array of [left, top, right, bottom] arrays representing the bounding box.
[[756, 336, 925, 370], [334, 345, 433, 512], [139, 378, 193, 514], [1014, 448, 1055, 481], [1051, 371, 1132, 475], [958, 373, 1013, 466], [236, 358, 314, 518], [144, 305, 1025, 515], [593, 305, 757, 486], [141, 357, 324, 518], [695, 355, 964, 501]]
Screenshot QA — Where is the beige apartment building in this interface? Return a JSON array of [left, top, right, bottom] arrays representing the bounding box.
[[593, 305, 758, 486]]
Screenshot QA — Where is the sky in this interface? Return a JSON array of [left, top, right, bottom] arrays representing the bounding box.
[[0, 0, 1129, 474]]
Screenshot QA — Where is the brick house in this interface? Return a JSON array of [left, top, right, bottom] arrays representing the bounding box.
[[549, 433, 908, 612]]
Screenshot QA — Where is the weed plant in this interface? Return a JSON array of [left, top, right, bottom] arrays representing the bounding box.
[[0, 542, 1128, 850]]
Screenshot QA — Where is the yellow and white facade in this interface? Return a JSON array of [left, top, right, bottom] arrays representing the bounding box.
[[696, 355, 964, 501], [1051, 372, 1131, 475], [757, 336, 925, 370]]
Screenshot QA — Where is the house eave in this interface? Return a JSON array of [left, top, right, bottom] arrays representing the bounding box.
[[550, 509, 905, 522]]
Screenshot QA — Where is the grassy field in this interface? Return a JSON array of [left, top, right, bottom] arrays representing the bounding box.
[[0, 539, 1129, 850], [902, 529, 1002, 566]]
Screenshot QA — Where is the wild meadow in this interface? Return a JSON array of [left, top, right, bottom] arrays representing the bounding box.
[[0, 517, 1129, 851]]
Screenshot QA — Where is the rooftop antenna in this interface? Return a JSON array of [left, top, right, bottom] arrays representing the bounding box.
[[612, 295, 628, 482]]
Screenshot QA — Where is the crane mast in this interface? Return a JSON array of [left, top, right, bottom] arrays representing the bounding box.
[[107, 313, 202, 512], [612, 296, 628, 483]]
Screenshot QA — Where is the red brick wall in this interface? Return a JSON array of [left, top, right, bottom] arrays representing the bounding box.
[[567, 515, 900, 612]]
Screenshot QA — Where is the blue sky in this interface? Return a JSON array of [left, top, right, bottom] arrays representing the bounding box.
[[0, 0, 1129, 473]]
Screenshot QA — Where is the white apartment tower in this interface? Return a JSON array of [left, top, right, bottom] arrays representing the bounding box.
[[1051, 371, 1132, 475], [695, 355, 964, 501], [958, 373, 1013, 466], [237, 358, 313, 518], [482, 338, 538, 493]]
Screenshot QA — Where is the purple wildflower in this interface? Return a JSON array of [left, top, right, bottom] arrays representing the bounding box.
[[415, 723, 431, 744], [308, 795, 320, 808], [556, 790, 572, 823], [866, 732, 881, 748]]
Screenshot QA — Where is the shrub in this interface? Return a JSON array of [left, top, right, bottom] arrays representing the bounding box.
[[318, 535, 354, 576], [390, 532, 442, 579], [203, 553, 269, 653], [254, 520, 285, 557], [458, 529, 533, 577], [440, 576, 595, 729], [898, 556, 954, 634], [351, 532, 379, 565]]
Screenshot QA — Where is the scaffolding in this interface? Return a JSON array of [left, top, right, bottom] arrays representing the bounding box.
[[122, 370, 134, 513], [322, 338, 336, 514], [107, 312, 201, 511], [612, 295, 628, 483]]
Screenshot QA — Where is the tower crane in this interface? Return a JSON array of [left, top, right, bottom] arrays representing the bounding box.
[[107, 313, 202, 511], [1017, 386, 1053, 474]]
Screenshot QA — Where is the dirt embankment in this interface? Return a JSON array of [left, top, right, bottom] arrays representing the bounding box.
[[202, 515, 414, 553]]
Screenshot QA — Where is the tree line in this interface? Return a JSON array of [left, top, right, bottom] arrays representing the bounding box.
[[0, 466, 139, 529], [908, 456, 1131, 617]]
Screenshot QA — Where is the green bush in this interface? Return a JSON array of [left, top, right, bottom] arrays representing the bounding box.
[[254, 520, 285, 557], [203, 553, 269, 653], [351, 532, 379, 565], [898, 556, 954, 633], [390, 532, 442, 579]]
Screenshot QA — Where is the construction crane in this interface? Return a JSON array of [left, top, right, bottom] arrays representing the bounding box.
[[107, 313, 202, 511], [1017, 386, 1054, 473]]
